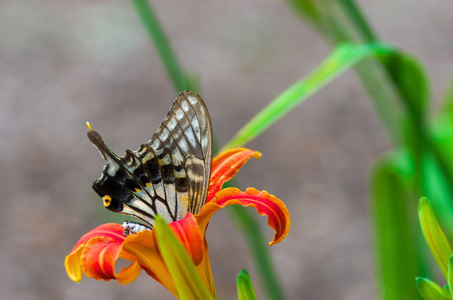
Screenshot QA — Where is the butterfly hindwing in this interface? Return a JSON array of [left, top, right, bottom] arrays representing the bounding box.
[[87, 91, 212, 228]]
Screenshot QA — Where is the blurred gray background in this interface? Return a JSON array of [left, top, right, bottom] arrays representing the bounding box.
[[1, 1, 452, 299]]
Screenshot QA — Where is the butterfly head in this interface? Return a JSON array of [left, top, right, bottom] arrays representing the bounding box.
[[87, 129, 133, 213]]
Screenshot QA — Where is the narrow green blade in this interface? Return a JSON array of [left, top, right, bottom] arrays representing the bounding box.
[[371, 152, 424, 300], [131, 0, 195, 93], [154, 216, 214, 300], [237, 270, 257, 300], [222, 42, 396, 151], [416, 277, 447, 300], [419, 197, 453, 279]]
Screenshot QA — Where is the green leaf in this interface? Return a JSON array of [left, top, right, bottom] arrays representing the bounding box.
[[419, 149, 453, 233], [439, 76, 453, 118], [448, 255, 453, 298], [154, 215, 214, 300], [337, 0, 378, 42], [378, 52, 428, 121], [419, 197, 453, 279], [371, 152, 424, 300], [416, 277, 447, 300], [222, 42, 397, 151], [237, 269, 257, 300], [444, 285, 452, 300], [131, 0, 196, 93], [285, 0, 322, 26], [287, 0, 431, 147]]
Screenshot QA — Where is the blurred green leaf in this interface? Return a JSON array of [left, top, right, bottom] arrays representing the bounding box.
[[439, 77, 453, 118], [416, 277, 448, 300], [285, 0, 320, 22], [222, 42, 397, 151], [378, 53, 428, 121], [237, 269, 257, 300], [337, 0, 377, 42], [371, 152, 424, 300], [445, 286, 452, 300], [131, 0, 196, 93], [286, 0, 430, 147], [419, 150, 453, 233], [286, 0, 353, 42], [154, 216, 214, 300], [448, 255, 453, 298], [419, 197, 453, 279]]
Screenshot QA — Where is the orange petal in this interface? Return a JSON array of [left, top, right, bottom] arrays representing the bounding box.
[[121, 216, 206, 297], [69, 223, 125, 253], [208, 148, 261, 202], [169, 213, 205, 265], [65, 217, 209, 295], [81, 236, 127, 281], [65, 223, 126, 282], [199, 187, 290, 245], [168, 215, 214, 295], [65, 243, 84, 282], [122, 230, 177, 295]]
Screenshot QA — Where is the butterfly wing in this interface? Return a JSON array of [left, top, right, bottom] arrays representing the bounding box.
[[87, 91, 212, 227]]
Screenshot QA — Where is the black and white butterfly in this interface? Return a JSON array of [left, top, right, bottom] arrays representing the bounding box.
[[87, 91, 212, 234]]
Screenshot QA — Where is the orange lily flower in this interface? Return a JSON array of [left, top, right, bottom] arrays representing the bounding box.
[[65, 148, 290, 298]]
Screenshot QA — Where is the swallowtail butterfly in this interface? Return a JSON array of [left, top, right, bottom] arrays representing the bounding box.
[[87, 91, 212, 234]]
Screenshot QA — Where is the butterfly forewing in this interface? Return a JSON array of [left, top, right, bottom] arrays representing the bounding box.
[[88, 91, 212, 228]]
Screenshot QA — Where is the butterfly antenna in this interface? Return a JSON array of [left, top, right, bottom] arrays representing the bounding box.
[[86, 124, 119, 162], [86, 121, 93, 132]]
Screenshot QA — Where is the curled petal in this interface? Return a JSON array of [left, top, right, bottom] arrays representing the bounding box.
[[65, 216, 208, 295], [65, 244, 84, 282], [81, 237, 141, 284], [65, 223, 126, 283], [69, 223, 125, 253], [199, 187, 290, 245], [208, 148, 261, 202]]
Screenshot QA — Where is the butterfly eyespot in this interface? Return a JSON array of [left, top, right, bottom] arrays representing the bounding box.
[[102, 195, 112, 207]]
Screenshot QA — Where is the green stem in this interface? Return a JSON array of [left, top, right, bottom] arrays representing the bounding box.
[[337, 0, 378, 42], [131, 0, 189, 93]]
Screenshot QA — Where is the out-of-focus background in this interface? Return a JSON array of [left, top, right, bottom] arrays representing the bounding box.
[[1, 1, 452, 299]]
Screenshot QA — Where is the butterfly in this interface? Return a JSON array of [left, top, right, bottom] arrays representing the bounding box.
[[87, 91, 213, 234]]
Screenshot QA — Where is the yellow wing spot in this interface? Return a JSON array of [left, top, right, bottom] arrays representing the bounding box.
[[86, 121, 93, 131], [145, 182, 151, 188], [180, 194, 189, 211], [103, 195, 112, 207], [135, 188, 141, 193]]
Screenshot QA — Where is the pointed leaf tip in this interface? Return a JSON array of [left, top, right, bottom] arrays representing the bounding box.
[[154, 215, 214, 300], [419, 197, 453, 279], [415, 277, 446, 300], [237, 269, 257, 300]]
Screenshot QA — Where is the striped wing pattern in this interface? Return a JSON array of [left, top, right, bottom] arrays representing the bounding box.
[[87, 91, 212, 228]]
